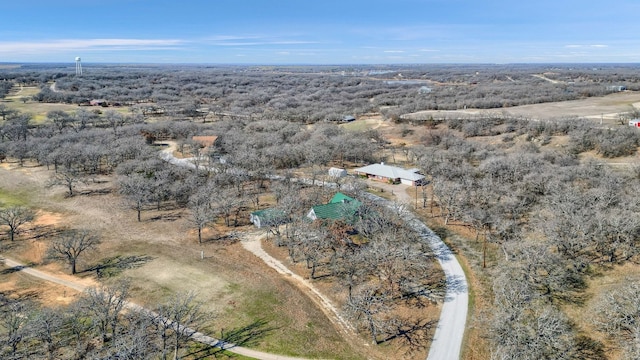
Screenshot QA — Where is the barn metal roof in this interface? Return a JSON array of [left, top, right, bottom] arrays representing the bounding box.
[[353, 163, 425, 181]]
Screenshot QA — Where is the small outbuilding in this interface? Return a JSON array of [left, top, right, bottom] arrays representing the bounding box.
[[607, 85, 627, 92], [250, 208, 289, 228], [630, 119, 640, 128], [328, 167, 348, 178], [341, 115, 356, 122], [90, 99, 108, 106]]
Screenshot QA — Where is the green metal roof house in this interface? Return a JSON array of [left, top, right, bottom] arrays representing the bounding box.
[[250, 208, 288, 228], [306, 193, 362, 222]]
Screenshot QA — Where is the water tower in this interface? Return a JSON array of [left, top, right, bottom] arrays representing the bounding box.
[[75, 57, 82, 76]]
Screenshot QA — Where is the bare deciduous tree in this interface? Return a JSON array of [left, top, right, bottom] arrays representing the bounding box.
[[118, 173, 153, 222], [47, 229, 101, 275], [155, 291, 210, 360], [593, 281, 640, 358], [48, 167, 85, 197], [0, 296, 33, 358], [188, 191, 215, 244], [31, 307, 63, 360], [81, 280, 130, 345], [344, 285, 389, 344], [0, 205, 35, 242]]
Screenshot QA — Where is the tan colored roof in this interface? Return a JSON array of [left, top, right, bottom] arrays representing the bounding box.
[[192, 135, 218, 147]]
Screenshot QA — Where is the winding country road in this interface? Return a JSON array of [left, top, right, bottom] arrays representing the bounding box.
[[159, 142, 469, 359], [359, 194, 468, 360], [1, 143, 468, 359]]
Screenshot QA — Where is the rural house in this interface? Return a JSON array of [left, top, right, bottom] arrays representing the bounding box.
[[307, 192, 361, 222], [250, 208, 288, 228], [353, 162, 425, 186]]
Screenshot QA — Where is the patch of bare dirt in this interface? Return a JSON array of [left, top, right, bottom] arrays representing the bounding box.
[[0, 164, 360, 358], [0, 269, 81, 307], [33, 210, 63, 227]]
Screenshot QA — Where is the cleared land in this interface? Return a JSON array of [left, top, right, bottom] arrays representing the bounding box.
[[0, 162, 363, 359], [2, 84, 131, 123], [403, 91, 640, 126]]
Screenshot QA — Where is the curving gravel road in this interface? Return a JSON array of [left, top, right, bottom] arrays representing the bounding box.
[[360, 194, 469, 360], [159, 142, 469, 358]]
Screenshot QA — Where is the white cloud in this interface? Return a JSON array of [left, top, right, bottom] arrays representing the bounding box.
[[202, 35, 318, 47], [565, 44, 609, 49], [213, 40, 318, 46], [0, 38, 184, 55], [384, 50, 405, 53]]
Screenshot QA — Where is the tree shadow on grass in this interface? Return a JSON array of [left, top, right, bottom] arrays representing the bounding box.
[[202, 233, 239, 245], [85, 255, 154, 278], [217, 318, 278, 348], [148, 211, 182, 222], [379, 318, 438, 355], [78, 188, 113, 196], [28, 225, 66, 241], [0, 239, 20, 252], [0, 265, 28, 275], [185, 319, 278, 359], [0, 289, 41, 302]]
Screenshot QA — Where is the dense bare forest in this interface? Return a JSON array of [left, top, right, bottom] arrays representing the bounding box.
[[5, 63, 640, 122], [1, 63, 640, 359]]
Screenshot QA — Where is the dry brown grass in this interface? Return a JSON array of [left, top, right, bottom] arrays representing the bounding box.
[[0, 162, 362, 359], [564, 262, 640, 360], [0, 263, 83, 307], [409, 190, 494, 360], [404, 91, 640, 125], [261, 237, 439, 360]]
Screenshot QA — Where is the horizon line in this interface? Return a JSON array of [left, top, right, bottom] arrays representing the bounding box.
[[3, 61, 640, 67]]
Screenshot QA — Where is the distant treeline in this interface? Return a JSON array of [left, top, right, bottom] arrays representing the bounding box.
[[2, 63, 640, 122]]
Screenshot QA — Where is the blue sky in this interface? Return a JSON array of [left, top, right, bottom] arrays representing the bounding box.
[[1, 0, 640, 64]]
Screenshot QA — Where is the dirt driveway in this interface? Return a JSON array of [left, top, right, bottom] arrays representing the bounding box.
[[365, 180, 416, 205]]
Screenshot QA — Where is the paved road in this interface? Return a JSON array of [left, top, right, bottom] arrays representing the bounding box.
[[360, 193, 468, 360], [0, 257, 310, 360]]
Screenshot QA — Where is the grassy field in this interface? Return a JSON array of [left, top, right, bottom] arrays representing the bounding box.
[[2, 84, 132, 123], [0, 188, 31, 206], [403, 91, 640, 126], [0, 161, 364, 359], [3, 86, 76, 122]]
